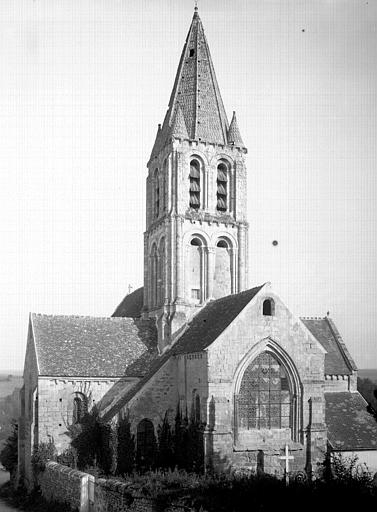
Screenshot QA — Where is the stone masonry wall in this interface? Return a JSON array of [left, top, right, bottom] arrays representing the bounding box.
[[94, 479, 159, 512], [206, 283, 327, 474], [122, 358, 178, 433], [37, 377, 123, 453], [20, 323, 39, 489], [39, 461, 94, 512], [39, 463, 190, 512]]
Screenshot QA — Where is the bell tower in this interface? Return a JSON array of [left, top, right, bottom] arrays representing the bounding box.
[[143, 7, 249, 350]]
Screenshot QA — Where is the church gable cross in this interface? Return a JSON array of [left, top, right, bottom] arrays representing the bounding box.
[[279, 444, 294, 485]]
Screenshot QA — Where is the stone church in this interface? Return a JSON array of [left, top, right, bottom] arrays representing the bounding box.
[[19, 7, 377, 487]]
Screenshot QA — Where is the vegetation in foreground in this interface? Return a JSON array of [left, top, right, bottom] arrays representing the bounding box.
[[0, 480, 74, 512]]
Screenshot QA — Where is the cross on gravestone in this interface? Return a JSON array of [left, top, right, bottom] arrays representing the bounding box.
[[279, 444, 294, 485]]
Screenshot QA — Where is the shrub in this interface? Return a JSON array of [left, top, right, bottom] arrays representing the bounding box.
[[31, 439, 56, 473], [116, 413, 135, 475], [0, 421, 18, 474]]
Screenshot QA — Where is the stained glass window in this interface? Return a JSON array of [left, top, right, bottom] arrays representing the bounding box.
[[238, 352, 291, 430]]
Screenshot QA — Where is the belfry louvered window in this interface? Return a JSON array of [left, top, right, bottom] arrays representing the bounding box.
[[189, 160, 200, 209], [216, 163, 227, 212]]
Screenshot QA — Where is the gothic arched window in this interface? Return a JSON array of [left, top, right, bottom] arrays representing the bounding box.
[[158, 238, 165, 306], [263, 298, 275, 316], [216, 163, 228, 212], [238, 352, 291, 430], [189, 160, 201, 209], [136, 419, 157, 469], [73, 393, 88, 424], [154, 169, 160, 218], [150, 244, 158, 307]]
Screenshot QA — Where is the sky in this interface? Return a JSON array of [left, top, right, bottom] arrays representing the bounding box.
[[0, 0, 376, 372]]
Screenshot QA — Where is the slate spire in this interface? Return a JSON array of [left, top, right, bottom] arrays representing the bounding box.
[[228, 111, 245, 147], [160, 7, 230, 145]]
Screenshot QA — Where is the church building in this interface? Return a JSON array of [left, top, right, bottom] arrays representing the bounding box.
[[18, 7, 377, 487]]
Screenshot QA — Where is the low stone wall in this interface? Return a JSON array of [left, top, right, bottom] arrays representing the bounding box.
[[94, 479, 192, 512], [39, 461, 94, 512], [39, 463, 192, 512], [94, 479, 159, 512]]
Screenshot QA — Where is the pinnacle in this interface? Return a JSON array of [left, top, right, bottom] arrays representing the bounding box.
[[228, 111, 245, 147]]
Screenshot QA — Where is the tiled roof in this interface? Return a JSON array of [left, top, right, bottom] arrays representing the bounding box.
[[112, 287, 144, 318], [173, 286, 264, 355], [325, 392, 377, 451], [31, 313, 157, 377], [101, 286, 264, 420], [150, 9, 232, 158], [300, 317, 354, 375]]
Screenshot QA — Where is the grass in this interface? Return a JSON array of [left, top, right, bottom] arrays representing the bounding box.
[[0, 481, 74, 512]]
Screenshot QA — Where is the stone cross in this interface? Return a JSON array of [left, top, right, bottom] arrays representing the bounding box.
[[279, 444, 294, 485], [128, 284, 133, 295]]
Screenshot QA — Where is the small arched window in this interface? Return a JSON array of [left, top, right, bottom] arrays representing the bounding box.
[[136, 419, 157, 469], [263, 298, 275, 316], [190, 237, 202, 247], [189, 237, 205, 302], [73, 393, 88, 424], [216, 239, 228, 248], [154, 169, 160, 218], [189, 160, 200, 209], [216, 163, 228, 212]]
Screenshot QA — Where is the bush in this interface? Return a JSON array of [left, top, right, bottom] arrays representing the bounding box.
[[0, 421, 18, 474], [31, 440, 56, 473], [116, 413, 135, 475]]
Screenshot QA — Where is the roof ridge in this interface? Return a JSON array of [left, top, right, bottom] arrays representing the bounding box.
[[31, 313, 150, 322], [325, 316, 358, 372], [300, 316, 326, 320]]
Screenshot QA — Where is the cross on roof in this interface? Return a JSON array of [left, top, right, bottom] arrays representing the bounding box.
[[279, 444, 294, 484]]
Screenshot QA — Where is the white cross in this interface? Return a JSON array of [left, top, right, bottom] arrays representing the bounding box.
[[279, 444, 294, 485]]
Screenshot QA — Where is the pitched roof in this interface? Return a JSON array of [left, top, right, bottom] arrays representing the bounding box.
[[150, 8, 232, 158], [101, 286, 264, 420], [31, 313, 157, 377], [325, 392, 377, 451], [173, 285, 264, 354], [112, 287, 144, 318], [300, 317, 355, 375]]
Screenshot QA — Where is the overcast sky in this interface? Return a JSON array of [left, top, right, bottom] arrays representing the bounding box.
[[0, 0, 376, 372]]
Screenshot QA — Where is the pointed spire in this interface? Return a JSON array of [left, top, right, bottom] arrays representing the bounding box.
[[159, 9, 229, 145], [228, 111, 244, 147], [149, 123, 162, 161], [170, 105, 189, 139]]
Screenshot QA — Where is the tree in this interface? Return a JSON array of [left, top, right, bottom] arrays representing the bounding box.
[[116, 413, 135, 475], [156, 411, 175, 470], [0, 421, 18, 474]]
